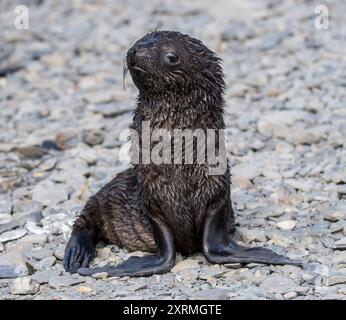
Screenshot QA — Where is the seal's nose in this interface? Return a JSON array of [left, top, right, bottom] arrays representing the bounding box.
[[128, 46, 137, 60], [135, 48, 150, 59], [128, 46, 151, 63]]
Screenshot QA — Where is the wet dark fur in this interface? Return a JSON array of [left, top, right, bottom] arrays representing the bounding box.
[[64, 31, 300, 275], [74, 31, 230, 255]]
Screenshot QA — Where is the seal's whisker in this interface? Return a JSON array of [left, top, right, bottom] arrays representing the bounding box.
[[123, 56, 129, 91]]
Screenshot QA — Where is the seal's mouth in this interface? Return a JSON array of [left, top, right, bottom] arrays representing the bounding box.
[[131, 65, 147, 74]]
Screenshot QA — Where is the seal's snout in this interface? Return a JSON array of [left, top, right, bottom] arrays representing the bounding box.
[[127, 43, 151, 74], [129, 43, 151, 59]]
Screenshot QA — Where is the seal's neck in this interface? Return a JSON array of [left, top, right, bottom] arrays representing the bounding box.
[[136, 87, 225, 128]]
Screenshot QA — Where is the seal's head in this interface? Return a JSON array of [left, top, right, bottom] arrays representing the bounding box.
[[125, 31, 225, 97]]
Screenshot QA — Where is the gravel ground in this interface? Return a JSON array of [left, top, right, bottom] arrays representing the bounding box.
[[0, 0, 346, 300]]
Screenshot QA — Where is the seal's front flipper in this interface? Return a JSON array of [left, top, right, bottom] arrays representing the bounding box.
[[203, 201, 302, 267], [63, 230, 97, 273], [78, 218, 175, 277]]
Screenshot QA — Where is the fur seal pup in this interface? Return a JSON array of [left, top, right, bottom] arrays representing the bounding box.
[[64, 31, 301, 277]]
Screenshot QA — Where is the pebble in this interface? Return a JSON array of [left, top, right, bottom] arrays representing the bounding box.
[[32, 181, 69, 206], [78, 286, 93, 294], [171, 259, 200, 273], [54, 248, 65, 261], [82, 130, 105, 146], [277, 220, 297, 231], [0, 229, 27, 243], [32, 270, 62, 284], [325, 275, 346, 287], [333, 238, 346, 250], [17, 234, 48, 245], [0, 0, 345, 301], [283, 291, 298, 300], [0, 265, 28, 279], [10, 277, 40, 295], [35, 256, 56, 270], [259, 274, 298, 294], [92, 272, 109, 279], [0, 214, 13, 225], [48, 275, 86, 289]]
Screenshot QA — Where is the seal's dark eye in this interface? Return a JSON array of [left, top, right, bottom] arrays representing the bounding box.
[[164, 52, 179, 65]]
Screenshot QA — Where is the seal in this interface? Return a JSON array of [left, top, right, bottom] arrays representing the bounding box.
[[63, 31, 301, 277]]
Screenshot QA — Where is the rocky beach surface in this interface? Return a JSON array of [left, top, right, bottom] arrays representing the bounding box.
[[0, 0, 346, 299]]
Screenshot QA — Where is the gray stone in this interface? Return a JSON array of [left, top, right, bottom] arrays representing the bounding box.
[[0, 196, 12, 214], [333, 238, 346, 250], [0, 214, 13, 225], [17, 234, 48, 245], [54, 248, 65, 261], [31, 248, 54, 260], [32, 181, 69, 206], [0, 265, 28, 279], [82, 130, 105, 146], [35, 256, 56, 270], [88, 102, 132, 117], [10, 277, 40, 295], [0, 229, 27, 243], [13, 200, 43, 214], [49, 275, 86, 288], [259, 273, 298, 294], [32, 270, 62, 284], [325, 275, 346, 286], [171, 259, 200, 273], [277, 220, 296, 231]]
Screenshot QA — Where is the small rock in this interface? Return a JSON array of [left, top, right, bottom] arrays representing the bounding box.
[[259, 273, 297, 294], [325, 275, 346, 286], [238, 229, 267, 243], [277, 220, 296, 231], [18, 234, 47, 245], [0, 197, 12, 214], [82, 130, 104, 146], [78, 286, 93, 294], [191, 289, 230, 300], [16, 145, 45, 159], [48, 275, 86, 288], [32, 270, 62, 284], [10, 277, 40, 295], [13, 199, 42, 214], [54, 248, 65, 260], [0, 229, 27, 243], [333, 238, 346, 250], [35, 256, 56, 270], [171, 259, 200, 273], [332, 252, 346, 265], [324, 211, 344, 222], [39, 158, 57, 171], [283, 291, 297, 300], [88, 102, 132, 117], [92, 272, 109, 279], [12, 211, 43, 225], [31, 248, 53, 260], [0, 265, 28, 278], [0, 214, 13, 225], [32, 181, 69, 206], [232, 163, 261, 181]]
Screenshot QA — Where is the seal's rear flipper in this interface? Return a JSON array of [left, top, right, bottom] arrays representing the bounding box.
[[203, 201, 303, 267], [78, 218, 175, 277], [204, 238, 302, 266]]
